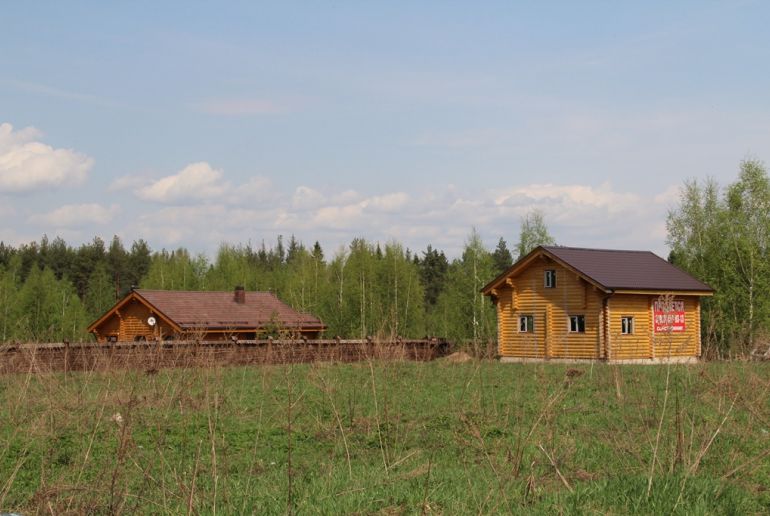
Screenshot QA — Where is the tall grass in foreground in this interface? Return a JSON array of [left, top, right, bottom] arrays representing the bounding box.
[[0, 354, 769, 514]]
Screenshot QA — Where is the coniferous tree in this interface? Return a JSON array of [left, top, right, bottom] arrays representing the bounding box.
[[0, 242, 15, 268], [286, 235, 304, 264], [417, 245, 449, 309], [127, 240, 152, 288], [46, 236, 73, 281], [107, 235, 129, 297], [72, 237, 106, 298], [492, 237, 513, 273]]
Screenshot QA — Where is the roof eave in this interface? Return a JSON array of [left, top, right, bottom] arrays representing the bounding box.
[[610, 288, 714, 296]]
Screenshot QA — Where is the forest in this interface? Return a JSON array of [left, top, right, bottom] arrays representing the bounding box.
[[1, 159, 768, 356], [0, 212, 553, 345]]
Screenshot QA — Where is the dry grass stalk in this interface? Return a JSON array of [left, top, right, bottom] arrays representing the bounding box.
[[368, 360, 390, 477], [538, 444, 573, 493], [313, 370, 353, 479], [672, 395, 738, 512], [187, 440, 202, 515]]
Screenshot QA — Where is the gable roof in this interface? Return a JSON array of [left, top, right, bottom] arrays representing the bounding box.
[[88, 289, 326, 332], [482, 245, 713, 295]]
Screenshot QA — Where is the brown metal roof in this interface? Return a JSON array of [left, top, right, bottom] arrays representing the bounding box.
[[135, 289, 326, 330], [541, 246, 713, 292]]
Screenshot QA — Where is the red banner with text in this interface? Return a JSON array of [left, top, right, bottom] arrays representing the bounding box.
[[653, 299, 686, 333]]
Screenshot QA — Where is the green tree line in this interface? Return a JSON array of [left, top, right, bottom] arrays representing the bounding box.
[[668, 158, 770, 356], [0, 216, 554, 344], [4, 151, 767, 355]]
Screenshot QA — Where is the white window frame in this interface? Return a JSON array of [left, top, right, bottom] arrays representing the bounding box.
[[544, 269, 557, 288], [518, 315, 534, 333], [569, 315, 586, 333], [621, 316, 634, 335]]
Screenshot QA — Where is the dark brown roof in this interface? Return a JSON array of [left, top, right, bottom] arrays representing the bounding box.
[[482, 245, 713, 294], [135, 289, 325, 330], [541, 246, 712, 292]]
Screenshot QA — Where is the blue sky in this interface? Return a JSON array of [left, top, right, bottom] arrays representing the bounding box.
[[2, 1, 769, 257]]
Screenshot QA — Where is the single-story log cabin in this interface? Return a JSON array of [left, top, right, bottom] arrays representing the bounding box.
[[482, 246, 713, 362], [87, 287, 326, 342]]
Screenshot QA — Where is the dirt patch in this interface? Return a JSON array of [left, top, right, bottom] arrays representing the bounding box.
[[442, 351, 473, 363]]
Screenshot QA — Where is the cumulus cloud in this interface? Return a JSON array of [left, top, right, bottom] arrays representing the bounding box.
[[233, 176, 273, 203], [291, 186, 326, 209], [29, 203, 120, 228], [36, 176, 680, 259], [0, 122, 93, 193], [108, 174, 149, 192], [128, 204, 280, 247], [137, 162, 230, 203], [653, 184, 682, 205], [135, 162, 273, 205]]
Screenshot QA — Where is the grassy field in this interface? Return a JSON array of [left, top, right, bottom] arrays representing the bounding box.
[[0, 356, 769, 514]]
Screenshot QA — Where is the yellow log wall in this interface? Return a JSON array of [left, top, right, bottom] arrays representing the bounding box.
[[497, 259, 604, 359], [607, 295, 652, 359], [652, 296, 700, 358], [495, 261, 704, 361], [93, 298, 175, 342], [607, 294, 701, 359]]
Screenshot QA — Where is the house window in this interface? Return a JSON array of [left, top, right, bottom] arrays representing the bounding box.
[[519, 315, 534, 333], [544, 269, 557, 288], [621, 316, 634, 335], [569, 315, 586, 333]]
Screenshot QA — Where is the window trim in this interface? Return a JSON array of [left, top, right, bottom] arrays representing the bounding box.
[[568, 315, 586, 333], [621, 316, 634, 335], [518, 314, 534, 333], [544, 269, 557, 288]]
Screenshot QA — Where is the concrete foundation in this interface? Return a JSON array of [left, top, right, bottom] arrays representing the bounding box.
[[499, 356, 700, 365]]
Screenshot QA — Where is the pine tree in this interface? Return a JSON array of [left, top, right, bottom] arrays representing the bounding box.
[[107, 235, 129, 297], [492, 237, 513, 273], [417, 245, 449, 308], [127, 240, 152, 288]]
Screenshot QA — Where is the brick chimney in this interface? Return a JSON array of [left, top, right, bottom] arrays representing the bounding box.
[[234, 286, 246, 304]]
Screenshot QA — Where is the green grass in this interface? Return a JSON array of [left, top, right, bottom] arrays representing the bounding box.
[[1, 358, 769, 514]]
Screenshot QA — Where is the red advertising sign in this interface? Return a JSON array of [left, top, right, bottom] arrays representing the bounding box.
[[653, 299, 686, 333]]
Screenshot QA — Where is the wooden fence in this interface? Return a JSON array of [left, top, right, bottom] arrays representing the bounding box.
[[0, 338, 451, 375]]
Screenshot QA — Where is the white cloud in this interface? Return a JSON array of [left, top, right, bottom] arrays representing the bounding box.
[[232, 176, 273, 203], [42, 177, 681, 259], [29, 203, 120, 228], [494, 183, 641, 211], [653, 184, 681, 205], [365, 192, 409, 211], [135, 162, 273, 205], [109, 174, 149, 192], [137, 162, 230, 203], [292, 186, 326, 209], [0, 122, 93, 193]]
